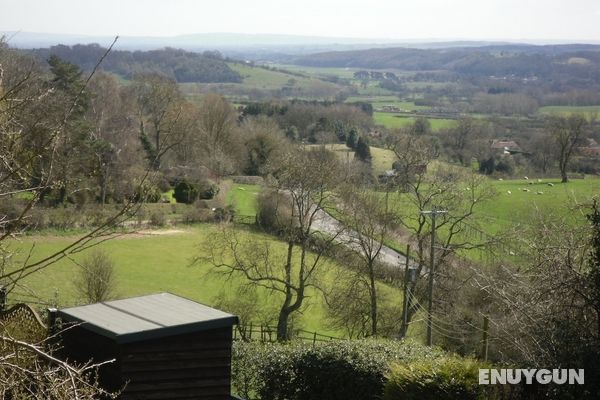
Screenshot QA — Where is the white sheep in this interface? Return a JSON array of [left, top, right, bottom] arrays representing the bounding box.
[[507, 190, 512, 195], [537, 191, 544, 195], [547, 183, 554, 187], [524, 176, 529, 180]]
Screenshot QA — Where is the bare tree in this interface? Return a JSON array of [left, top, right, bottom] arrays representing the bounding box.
[[0, 39, 142, 398], [202, 147, 344, 340], [390, 133, 496, 338], [132, 73, 195, 171], [74, 250, 117, 304], [547, 113, 587, 183], [336, 185, 397, 336]]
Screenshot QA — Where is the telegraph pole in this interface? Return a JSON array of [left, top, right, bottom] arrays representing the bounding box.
[[421, 209, 447, 346]]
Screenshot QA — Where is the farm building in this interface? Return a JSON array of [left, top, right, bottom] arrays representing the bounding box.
[[55, 292, 239, 400]]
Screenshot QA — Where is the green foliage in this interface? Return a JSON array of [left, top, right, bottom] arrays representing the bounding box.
[[384, 357, 491, 400], [232, 339, 446, 400], [38, 45, 242, 83], [149, 210, 166, 227], [355, 136, 372, 163], [173, 180, 199, 204], [199, 181, 220, 200], [345, 128, 359, 149]]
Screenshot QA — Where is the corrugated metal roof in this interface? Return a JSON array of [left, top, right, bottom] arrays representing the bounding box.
[[58, 293, 238, 343]]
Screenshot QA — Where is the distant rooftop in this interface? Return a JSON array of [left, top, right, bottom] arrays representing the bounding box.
[[58, 293, 238, 343]]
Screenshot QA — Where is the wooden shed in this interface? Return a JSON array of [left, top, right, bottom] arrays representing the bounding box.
[[56, 292, 238, 400]]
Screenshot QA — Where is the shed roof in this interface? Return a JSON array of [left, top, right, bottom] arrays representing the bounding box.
[[58, 293, 238, 344]]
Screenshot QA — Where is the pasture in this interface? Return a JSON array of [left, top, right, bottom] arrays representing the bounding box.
[[538, 105, 600, 115], [374, 112, 456, 130]]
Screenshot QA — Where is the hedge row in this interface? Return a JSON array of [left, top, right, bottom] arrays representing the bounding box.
[[232, 339, 446, 400]]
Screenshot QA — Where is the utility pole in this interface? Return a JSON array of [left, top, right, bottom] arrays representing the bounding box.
[[401, 245, 411, 338], [421, 209, 447, 346]]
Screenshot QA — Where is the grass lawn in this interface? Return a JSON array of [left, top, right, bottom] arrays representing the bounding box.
[[226, 183, 261, 218], [374, 112, 455, 131], [538, 105, 600, 115], [346, 96, 429, 112], [479, 177, 600, 234], [8, 224, 403, 337], [307, 144, 396, 175]]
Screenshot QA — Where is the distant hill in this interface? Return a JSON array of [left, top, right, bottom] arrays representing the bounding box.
[[29, 44, 242, 83], [293, 44, 600, 82], [7, 31, 600, 61]]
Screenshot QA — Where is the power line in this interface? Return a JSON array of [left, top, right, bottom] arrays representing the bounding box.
[[421, 208, 447, 347]]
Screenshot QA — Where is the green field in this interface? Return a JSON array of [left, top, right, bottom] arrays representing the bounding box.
[[479, 177, 600, 233], [538, 105, 600, 115], [307, 144, 396, 175], [374, 112, 456, 131], [178, 63, 344, 102], [226, 183, 260, 217], [270, 64, 358, 79], [345, 96, 429, 112], [7, 224, 405, 336]]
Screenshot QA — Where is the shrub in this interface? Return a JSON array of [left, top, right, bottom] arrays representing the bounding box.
[[256, 190, 294, 234], [149, 211, 166, 227], [214, 205, 236, 222], [74, 250, 116, 304], [384, 357, 493, 400], [182, 207, 212, 224], [157, 176, 172, 193], [198, 180, 220, 200], [135, 184, 162, 203], [173, 180, 199, 204], [232, 339, 446, 400]]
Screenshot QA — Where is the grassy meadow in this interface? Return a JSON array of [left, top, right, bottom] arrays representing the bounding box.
[[374, 112, 456, 130], [538, 105, 600, 115], [8, 224, 403, 336]]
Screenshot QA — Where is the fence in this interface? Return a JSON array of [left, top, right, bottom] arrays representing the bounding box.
[[234, 323, 343, 344]]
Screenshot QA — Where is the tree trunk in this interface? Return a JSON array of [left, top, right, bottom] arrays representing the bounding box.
[[276, 307, 291, 341], [369, 262, 378, 336]]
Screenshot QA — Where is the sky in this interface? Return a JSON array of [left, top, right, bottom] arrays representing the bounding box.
[[2, 0, 600, 42]]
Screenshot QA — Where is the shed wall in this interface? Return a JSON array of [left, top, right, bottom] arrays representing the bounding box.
[[120, 327, 233, 400]]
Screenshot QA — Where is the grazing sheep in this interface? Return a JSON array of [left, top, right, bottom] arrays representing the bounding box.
[[524, 176, 529, 180], [547, 183, 554, 187], [537, 191, 544, 195], [523, 188, 530, 192], [507, 190, 512, 195], [498, 178, 503, 181]]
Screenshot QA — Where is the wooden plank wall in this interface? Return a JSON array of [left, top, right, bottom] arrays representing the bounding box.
[[120, 327, 233, 400]]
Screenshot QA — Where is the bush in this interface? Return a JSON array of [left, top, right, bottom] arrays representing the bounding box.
[[149, 211, 166, 227], [232, 339, 446, 400], [384, 357, 494, 400], [214, 205, 236, 222], [74, 250, 116, 304], [256, 190, 294, 234], [182, 207, 212, 224], [198, 180, 220, 200], [173, 180, 199, 204]]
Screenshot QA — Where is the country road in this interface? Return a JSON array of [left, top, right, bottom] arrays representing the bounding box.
[[311, 208, 419, 271]]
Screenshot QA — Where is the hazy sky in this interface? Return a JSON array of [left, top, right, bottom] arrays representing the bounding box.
[[2, 0, 600, 41]]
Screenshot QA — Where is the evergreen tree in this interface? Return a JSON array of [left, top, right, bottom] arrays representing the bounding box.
[[345, 128, 359, 149], [354, 136, 372, 163]]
